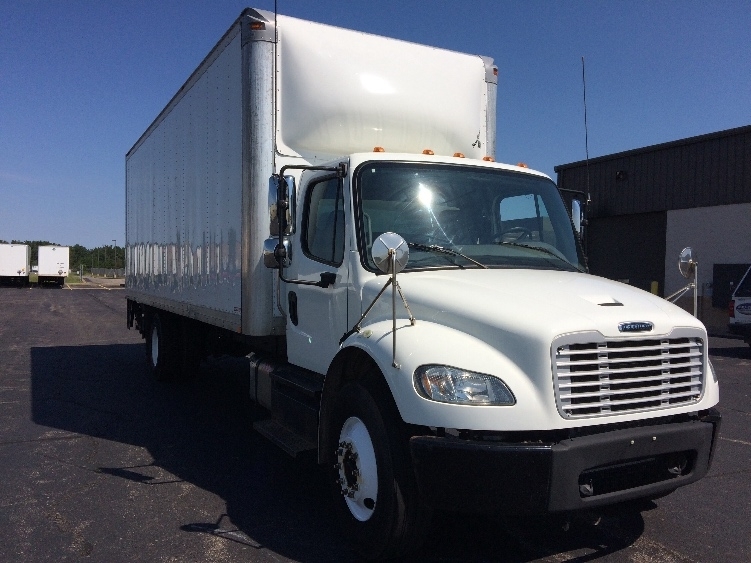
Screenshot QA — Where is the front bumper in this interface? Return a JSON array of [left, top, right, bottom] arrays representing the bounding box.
[[410, 409, 721, 514]]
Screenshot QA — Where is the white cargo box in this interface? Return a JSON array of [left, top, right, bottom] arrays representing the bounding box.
[[0, 243, 30, 277], [126, 8, 496, 336], [38, 245, 69, 277]]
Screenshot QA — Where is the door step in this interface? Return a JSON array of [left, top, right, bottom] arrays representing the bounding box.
[[253, 419, 316, 457]]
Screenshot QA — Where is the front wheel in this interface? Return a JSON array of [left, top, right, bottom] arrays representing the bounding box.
[[329, 382, 430, 560]]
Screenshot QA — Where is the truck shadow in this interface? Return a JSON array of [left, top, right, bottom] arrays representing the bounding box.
[[30, 344, 645, 561]]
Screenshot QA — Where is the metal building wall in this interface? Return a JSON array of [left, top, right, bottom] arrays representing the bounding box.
[[555, 125, 751, 320], [556, 125, 751, 219]]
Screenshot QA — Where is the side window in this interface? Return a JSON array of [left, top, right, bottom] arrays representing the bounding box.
[[303, 177, 345, 265]]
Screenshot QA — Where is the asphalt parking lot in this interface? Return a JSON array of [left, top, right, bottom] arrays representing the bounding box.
[[0, 286, 749, 562]]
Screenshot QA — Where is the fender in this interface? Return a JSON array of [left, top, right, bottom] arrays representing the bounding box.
[[338, 319, 556, 431]]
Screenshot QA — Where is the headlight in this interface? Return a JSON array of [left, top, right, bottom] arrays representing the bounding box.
[[414, 365, 515, 406]]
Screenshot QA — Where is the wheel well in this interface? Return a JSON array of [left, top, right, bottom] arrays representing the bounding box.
[[318, 347, 402, 465]]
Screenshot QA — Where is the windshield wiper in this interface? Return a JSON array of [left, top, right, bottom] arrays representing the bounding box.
[[494, 241, 584, 272], [408, 242, 488, 269]]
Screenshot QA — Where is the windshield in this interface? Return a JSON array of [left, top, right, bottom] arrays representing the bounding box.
[[355, 162, 586, 272]]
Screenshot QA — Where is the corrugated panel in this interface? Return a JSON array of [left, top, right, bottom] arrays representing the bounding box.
[[556, 125, 751, 218]]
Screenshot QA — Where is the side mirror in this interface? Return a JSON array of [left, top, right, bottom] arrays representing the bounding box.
[[679, 247, 695, 279], [571, 199, 582, 233], [371, 232, 409, 274], [268, 175, 296, 236]]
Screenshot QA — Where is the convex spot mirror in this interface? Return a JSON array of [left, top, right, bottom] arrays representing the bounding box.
[[679, 247, 695, 279], [372, 232, 409, 274], [268, 175, 296, 236]]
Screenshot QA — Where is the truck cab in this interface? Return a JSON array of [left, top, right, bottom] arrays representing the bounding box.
[[263, 151, 721, 558]]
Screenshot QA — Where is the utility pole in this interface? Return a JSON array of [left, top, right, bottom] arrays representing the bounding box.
[[112, 240, 117, 271]]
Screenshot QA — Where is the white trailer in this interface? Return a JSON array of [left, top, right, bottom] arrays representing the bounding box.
[[0, 243, 31, 286], [38, 245, 69, 287], [126, 9, 720, 559]]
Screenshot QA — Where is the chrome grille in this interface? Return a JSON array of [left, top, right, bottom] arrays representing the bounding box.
[[553, 336, 704, 418]]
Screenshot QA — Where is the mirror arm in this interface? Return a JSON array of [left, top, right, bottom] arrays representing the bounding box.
[[666, 283, 694, 303], [339, 277, 394, 345]]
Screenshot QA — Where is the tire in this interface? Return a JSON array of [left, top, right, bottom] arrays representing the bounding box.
[[328, 381, 431, 560], [145, 312, 179, 382]]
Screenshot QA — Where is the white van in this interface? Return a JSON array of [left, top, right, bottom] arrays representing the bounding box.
[[729, 265, 751, 346]]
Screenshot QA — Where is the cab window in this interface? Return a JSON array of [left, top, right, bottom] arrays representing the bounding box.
[[303, 177, 345, 265]]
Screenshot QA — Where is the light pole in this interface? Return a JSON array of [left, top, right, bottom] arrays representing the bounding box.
[[112, 240, 117, 270]]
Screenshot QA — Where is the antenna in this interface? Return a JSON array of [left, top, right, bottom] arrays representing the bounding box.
[[581, 57, 591, 204]]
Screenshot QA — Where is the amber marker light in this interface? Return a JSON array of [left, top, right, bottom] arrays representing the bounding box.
[[453, 153, 465, 158], [250, 22, 266, 30], [422, 149, 434, 155], [373, 146, 385, 152], [516, 162, 529, 168], [482, 156, 495, 162]]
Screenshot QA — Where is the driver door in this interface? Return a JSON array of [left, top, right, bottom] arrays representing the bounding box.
[[284, 171, 350, 374]]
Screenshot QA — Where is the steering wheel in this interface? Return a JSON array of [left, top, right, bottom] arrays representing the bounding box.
[[499, 226, 532, 242]]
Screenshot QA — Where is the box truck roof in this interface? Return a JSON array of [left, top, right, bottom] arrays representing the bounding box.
[[274, 13, 496, 161]]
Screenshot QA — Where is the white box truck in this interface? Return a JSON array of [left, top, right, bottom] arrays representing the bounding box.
[[126, 9, 721, 559], [0, 243, 31, 286], [38, 245, 69, 287]]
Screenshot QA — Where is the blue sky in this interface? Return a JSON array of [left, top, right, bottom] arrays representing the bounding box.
[[1, 0, 749, 249]]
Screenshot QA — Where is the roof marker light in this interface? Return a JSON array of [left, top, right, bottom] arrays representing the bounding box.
[[250, 22, 266, 31], [373, 146, 385, 152], [453, 153, 465, 158], [517, 162, 529, 168], [482, 156, 495, 162], [422, 149, 434, 155]]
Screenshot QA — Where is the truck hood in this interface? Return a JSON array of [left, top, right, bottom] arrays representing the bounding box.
[[365, 268, 703, 346]]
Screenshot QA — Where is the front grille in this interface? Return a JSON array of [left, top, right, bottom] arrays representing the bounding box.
[[553, 335, 704, 418]]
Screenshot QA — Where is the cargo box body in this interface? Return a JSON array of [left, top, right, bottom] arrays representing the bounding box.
[[37, 245, 69, 285], [125, 8, 496, 335], [0, 243, 31, 285]]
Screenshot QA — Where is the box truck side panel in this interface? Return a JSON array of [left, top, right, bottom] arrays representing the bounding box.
[[275, 14, 492, 161], [126, 29, 244, 331]]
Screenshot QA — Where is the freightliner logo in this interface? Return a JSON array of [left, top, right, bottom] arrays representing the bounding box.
[[618, 321, 654, 333]]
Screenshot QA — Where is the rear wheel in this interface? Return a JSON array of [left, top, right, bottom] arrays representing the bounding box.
[[145, 312, 179, 381], [328, 381, 430, 560]]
